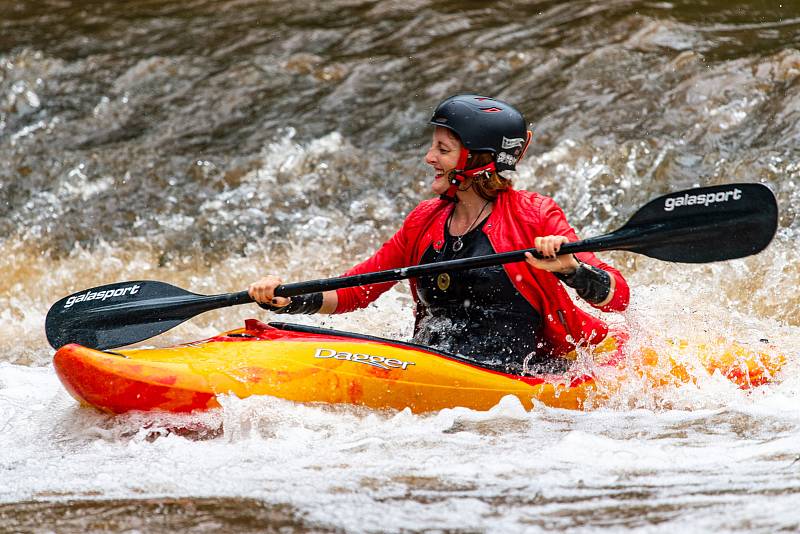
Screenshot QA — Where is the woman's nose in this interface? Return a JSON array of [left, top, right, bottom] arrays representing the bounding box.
[[424, 148, 436, 165]]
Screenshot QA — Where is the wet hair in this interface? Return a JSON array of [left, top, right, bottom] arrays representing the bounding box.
[[464, 151, 512, 200]]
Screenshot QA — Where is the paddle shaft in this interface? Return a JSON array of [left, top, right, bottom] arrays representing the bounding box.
[[269, 224, 660, 298], [271, 246, 552, 299], [77, 231, 620, 317]]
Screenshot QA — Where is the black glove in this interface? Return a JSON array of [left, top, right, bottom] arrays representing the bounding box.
[[555, 261, 612, 304]]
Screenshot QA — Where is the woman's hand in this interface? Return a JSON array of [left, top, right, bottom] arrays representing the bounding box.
[[248, 275, 291, 308], [524, 235, 580, 274]]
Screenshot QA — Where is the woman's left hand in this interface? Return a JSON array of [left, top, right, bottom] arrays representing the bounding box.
[[525, 235, 580, 274]]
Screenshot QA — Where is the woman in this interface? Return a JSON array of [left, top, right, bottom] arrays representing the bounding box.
[[249, 94, 629, 372]]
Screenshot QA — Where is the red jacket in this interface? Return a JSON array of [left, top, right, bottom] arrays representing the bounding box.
[[335, 188, 630, 356]]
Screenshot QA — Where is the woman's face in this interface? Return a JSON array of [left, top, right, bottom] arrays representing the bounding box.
[[425, 127, 463, 195]]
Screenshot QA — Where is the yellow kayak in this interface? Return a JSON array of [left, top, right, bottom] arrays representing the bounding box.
[[53, 320, 785, 414]]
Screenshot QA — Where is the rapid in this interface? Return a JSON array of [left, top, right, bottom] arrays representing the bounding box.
[[1, 1, 800, 531]]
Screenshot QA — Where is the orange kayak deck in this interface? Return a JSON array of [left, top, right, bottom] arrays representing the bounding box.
[[52, 320, 785, 414]]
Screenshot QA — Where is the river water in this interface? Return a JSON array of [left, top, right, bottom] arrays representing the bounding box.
[[2, 1, 800, 532]]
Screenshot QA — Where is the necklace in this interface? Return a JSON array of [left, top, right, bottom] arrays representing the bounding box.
[[449, 200, 491, 252]]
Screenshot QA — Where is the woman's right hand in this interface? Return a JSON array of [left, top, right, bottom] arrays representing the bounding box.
[[248, 275, 291, 308], [525, 235, 579, 274]]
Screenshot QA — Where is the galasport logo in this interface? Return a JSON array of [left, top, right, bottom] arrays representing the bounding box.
[[63, 284, 141, 309], [314, 348, 416, 371], [664, 187, 742, 212]]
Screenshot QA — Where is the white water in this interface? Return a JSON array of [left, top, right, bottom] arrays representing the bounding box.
[[2, 367, 799, 532], [2, 281, 799, 532]]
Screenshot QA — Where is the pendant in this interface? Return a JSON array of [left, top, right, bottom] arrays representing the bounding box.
[[437, 273, 451, 291], [452, 238, 463, 252]]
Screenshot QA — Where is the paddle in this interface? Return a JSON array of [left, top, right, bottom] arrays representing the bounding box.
[[45, 183, 778, 350]]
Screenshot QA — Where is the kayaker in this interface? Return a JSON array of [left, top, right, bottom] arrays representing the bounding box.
[[249, 94, 630, 372]]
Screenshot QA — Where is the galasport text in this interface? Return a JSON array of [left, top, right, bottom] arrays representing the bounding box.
[[664, 187, 742, 211], [63, 284, 142, 309]]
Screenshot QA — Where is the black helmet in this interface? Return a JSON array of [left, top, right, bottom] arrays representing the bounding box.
[[429, 94, 529, 172]]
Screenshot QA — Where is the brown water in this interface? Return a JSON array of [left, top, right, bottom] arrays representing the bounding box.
[[2, 1, 800, 532], [0, 497, 326, 533]]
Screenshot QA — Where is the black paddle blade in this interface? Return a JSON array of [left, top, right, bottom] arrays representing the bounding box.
[[45, 281, 195, 350], [568, 183, 778, 263], [45, 281, 252, 350]]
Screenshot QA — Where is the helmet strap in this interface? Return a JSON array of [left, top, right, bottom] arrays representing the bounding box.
[[462, 161, 496, 180], [439, 148, 471, 203]]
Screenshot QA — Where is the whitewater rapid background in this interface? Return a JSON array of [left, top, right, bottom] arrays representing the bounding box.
[[2, 1, 800, 532]]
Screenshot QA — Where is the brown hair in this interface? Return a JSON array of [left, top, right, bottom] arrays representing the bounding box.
[[464, 151, 512, 200]]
